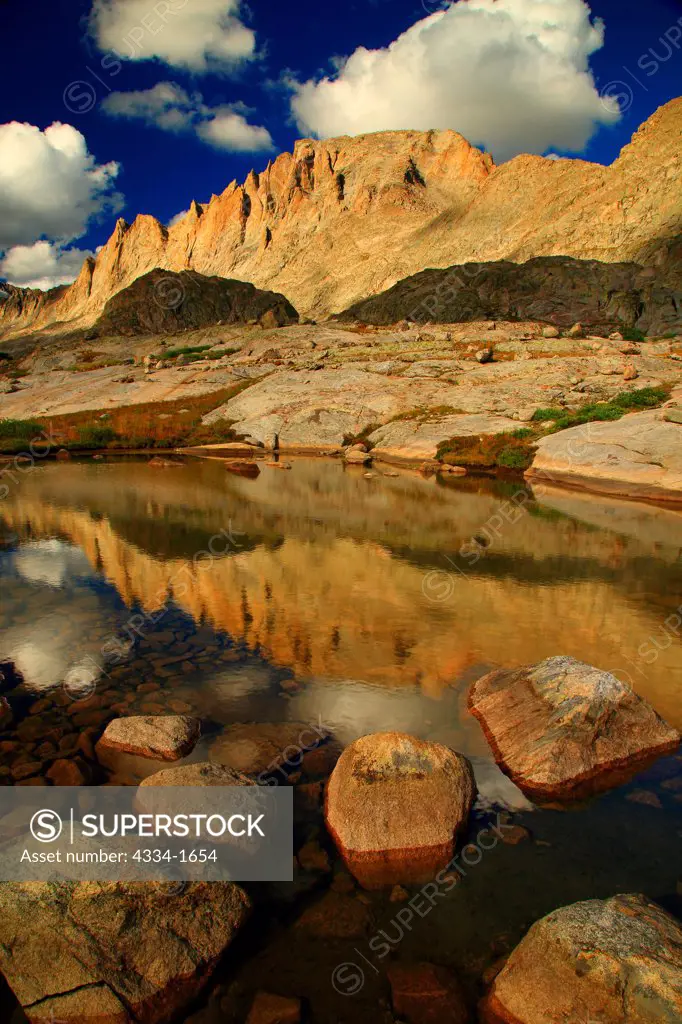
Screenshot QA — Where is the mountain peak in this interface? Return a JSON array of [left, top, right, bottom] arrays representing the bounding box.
[[1, 101, 680, 338]]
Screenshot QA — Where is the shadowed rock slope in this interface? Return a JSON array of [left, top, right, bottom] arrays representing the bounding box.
[[93, 269, 299, 336], [339, 255, 682, 335]]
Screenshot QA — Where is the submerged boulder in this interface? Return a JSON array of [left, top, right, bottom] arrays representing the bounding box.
[[96, 715, 201, 762], [224, 460, 261, 479], [325, 732, 475, 888], [210, 721, 331, 779], [388, 962, 470, 1024], [469, 656, 680, 801], [481, 894, 682, 1024], [0, 880, 250, 1024]]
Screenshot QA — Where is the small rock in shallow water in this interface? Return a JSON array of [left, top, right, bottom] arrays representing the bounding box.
[[224, 460, 261, 478], [297, 840, 330, 873], [245, 991, 301, 1024], [626, 789, 663, 809], [390, 885, 410, 902], [295, 781, 323, 813], [46, 758, 89, 786], [11, 762, 42, 782], [96, 715, 200, 762], [388, 962, 469, 1024], [331, 870, 355, 894], [294, 891, 371, 938], [500, 824, 531, 845]]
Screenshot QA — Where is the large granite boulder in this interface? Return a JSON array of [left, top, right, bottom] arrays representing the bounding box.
[[325, 732, 475, 889], [96, 716, 201, 762], [481, 894, 682, 1024], [0, 880, 250, 1023], [527, 407, 682, 502], [469, 656, 680, 801]]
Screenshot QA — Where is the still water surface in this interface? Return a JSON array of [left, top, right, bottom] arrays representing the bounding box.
[[0, 457, 681, 1018]]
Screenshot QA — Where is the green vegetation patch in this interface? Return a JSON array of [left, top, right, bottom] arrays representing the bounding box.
[[342, 423, 381, 449], [388, 405, 462, 424], [621, 327, 646, 343], [531, 386, 669, 432], [30, 377, 260, 453], [77, 426, 120, 449], [0, 418, 51, 455], [437, 432, 536, 472], [152, 344, 213, 361]]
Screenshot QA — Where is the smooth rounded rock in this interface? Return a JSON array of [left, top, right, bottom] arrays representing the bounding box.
[[325, 732, 475, 888], [481, 894, 682, 1024]]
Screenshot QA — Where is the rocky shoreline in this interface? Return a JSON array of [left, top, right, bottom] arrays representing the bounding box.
[[0, 648, 680, 1023], [2, 317, 682, 504]]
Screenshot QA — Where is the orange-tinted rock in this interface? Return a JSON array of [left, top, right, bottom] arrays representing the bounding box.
[[0, 880, 250, 1024], [224, 461, 261, 479], [294, 891, 370, 939], [469, 656, 680, 801], [3, 99, 681, 331], [325, 732, 475, 888], [297, 840, 330, 874], [96, 715, 200, 762], [388, 962, 469, 1024], [46, 758, 89, 786], [481, 894, 682, 1024], [245, 991, 301, 1024]]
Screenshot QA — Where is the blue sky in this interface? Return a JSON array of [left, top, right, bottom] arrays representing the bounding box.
[[0, 0, 681, 289]]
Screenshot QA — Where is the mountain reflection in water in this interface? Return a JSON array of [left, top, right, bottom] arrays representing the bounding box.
[[1, 457, 682, 738]]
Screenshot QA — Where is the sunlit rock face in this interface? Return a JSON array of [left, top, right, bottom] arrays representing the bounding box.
[[1, 98, 681, 335]]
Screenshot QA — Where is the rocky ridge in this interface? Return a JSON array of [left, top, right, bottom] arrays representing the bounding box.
[[94, 269, 299, 336], [339, 255, 682, 336], [1, 97, 681, 334]]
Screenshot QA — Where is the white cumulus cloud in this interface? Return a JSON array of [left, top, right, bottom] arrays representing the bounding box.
[[167, 208, 189, 227], [0, 121, 122, 250], [102, 82, 274, 151], [289, 0, 620, 161], [196, 109, 273, 151], [90, 0, 256, 71], [0, 242, 95, 292]]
